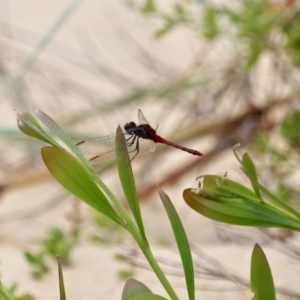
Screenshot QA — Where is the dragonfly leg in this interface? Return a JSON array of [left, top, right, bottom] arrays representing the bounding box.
[[125, 134, 136, 147], [124, 134, 141, 163], [129, 137, 140, 162]]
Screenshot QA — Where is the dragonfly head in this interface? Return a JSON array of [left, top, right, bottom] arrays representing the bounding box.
[[124, 122, 137, 134]]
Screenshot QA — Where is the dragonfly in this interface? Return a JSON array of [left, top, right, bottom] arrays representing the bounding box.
[[75, 109, 203, 164]]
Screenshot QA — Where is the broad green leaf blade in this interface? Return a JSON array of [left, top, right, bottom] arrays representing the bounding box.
[[57, 257, 67, 300], [251, 244, 276, 300], [41, 146, 121, 225], [158, 188, 194, 300], [16, 110, 58, 146], [133, 294, 169, 300], [122, 278, 152, 300], [183, 187, 300, 230], [115, 126, 145, 238]]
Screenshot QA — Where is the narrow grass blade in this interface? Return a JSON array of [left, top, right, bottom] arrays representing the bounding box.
[[115, 126, 146, 238], [251, 244, 276, 300], [122, 278, 152, 300], [57, 257, 67, 300], [158, 187, 194, 300], [42, 146, 122, 225]]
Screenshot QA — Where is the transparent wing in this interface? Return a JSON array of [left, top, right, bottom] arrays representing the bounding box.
[[138, 109, 150, 125], [149, 141, 156, 152], [74, 133, 118, 155], [74, 132, 155, 165]]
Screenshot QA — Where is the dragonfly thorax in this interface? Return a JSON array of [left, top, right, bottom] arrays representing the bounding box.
[[124, 122, 138, 135]]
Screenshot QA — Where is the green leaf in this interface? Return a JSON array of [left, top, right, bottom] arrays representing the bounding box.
[[183, 176, 300, 230], [133, 294, 169, 300], [15, 110, 58, 146], [201, 175, 259, 202], [35, 109, 76, 151], [57, 257, 67, 300], [122, 278, 152, 300], [41, 146, 121, 225], [115, 126, 145, 238], [35, 109, 88, 166], [240, 153, 261, 199], [158, 188, 194, 300], [251, 244, 276, 300]]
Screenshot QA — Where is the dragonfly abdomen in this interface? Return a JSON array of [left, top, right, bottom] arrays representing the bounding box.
[[155, 135, 203, 156]]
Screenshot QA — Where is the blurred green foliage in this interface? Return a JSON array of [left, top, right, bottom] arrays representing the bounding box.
[[4, 283, 34, 300], [24, 226, 80, 279], [133, 0, 300, 70], [280, 109, 300, 148], [90, 212, 125, 244]]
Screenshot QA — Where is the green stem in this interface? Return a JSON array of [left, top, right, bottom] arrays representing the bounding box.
[[93, 175, 136, 226], [258, 183, 300, 222], [134, 237, 180, 300], [93, 176, 178, 299]]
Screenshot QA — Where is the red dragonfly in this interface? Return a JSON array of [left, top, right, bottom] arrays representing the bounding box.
[[75, 109, 203, 164]]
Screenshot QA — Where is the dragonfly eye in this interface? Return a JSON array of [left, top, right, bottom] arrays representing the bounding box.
[[124, 122, 137, 133]]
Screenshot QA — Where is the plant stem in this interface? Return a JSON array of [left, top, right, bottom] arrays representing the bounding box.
[[135, 238, 180, 300], [258, 183, 300, 223], [97, 178, 179, 298]]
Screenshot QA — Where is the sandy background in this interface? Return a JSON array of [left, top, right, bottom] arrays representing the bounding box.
[[0, 1, 300, 299]]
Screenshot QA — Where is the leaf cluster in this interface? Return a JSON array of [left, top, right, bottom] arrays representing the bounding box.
[[13, 109, 300, 299]]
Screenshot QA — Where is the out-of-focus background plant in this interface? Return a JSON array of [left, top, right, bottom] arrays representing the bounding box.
[[1, 0, 300, 299]]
